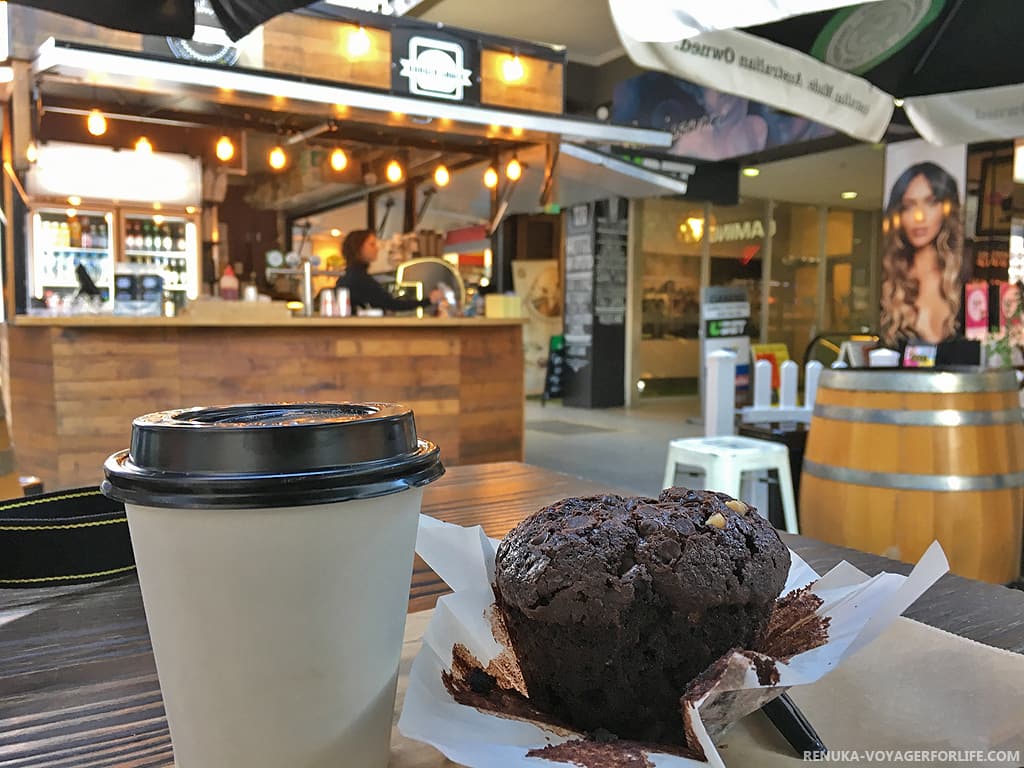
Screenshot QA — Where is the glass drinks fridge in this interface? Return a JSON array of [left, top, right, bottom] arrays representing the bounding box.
[[29, 206, 115, 306], [120, 209, 200, 313]]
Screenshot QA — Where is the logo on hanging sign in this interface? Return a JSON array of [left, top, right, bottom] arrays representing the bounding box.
[[399, 36, 473, 101], [165, 0, 240, 66]]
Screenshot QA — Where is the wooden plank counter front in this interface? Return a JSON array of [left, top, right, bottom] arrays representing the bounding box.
[[0, 316, 525, 490]]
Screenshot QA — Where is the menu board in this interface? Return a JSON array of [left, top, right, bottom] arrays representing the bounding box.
[[564, 225, 594, 365], [594, 216, 628, 327], [562, 199, 628, 408]]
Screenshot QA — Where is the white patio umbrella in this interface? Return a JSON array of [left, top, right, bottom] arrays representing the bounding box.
[[610, 0, 1024, 146]]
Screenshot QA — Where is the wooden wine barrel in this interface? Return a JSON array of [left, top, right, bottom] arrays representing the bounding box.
[[801, 368, 1024, 584]]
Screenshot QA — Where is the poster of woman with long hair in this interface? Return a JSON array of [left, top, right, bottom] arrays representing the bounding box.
[[880, 141, 967, 347]]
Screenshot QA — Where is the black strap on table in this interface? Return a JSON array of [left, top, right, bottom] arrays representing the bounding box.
[[0, 487, 135, 587]]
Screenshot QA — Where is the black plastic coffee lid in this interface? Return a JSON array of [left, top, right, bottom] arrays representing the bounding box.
[[101, 403, 444, 509]]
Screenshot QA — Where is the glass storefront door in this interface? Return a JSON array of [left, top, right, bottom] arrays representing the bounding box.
[[631, 196, 880, 397], [825, 208, 878, 332], [768, 203, 821, 360], [633, 197, 704, 394]]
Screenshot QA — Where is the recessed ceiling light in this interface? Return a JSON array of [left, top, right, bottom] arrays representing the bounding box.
[[840, 191, 858, 200], [741, 167, 760, 178]]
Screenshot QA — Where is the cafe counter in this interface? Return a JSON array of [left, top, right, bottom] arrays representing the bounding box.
[[1, 315, 526, 489]]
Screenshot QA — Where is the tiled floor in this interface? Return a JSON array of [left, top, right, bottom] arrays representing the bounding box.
[[524, 396, 704, 496]]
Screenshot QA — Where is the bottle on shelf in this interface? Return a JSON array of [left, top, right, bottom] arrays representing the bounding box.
[[219, 263, 239, 300], [143, 222, 154, 251], [58, 221, 70, 248], [161, 224, 173, 251], [68, 217, 81, 248], [80, 218, 92, 248], [174, 224, 186, 252]]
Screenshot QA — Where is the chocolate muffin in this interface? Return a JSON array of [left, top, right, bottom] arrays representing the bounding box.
[[492, 488, 790, 742]]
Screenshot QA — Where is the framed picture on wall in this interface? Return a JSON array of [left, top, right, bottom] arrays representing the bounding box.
[[977, 154, 1015, 236]]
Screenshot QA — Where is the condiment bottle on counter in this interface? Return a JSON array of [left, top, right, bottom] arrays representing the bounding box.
[[219, 264, 240, 300]]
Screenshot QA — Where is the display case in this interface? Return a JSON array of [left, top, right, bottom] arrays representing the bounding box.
[[119, 208, 200, 306], [29, 205, 115, 304]]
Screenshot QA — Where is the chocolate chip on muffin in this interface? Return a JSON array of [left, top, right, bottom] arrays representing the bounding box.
[[493, 488, 790, 743]]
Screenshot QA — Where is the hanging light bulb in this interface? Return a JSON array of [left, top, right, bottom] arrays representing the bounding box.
[[215, 135, 235, 162], [26, 141, 38, 163], [433, 164, 451, 187], [269, 145, 287, 170], [505, 157, 523, 181], [502, 55, 525, 83], [347, 26, 372, 58], [330, 148, 348, 172], [386, 159, 403, 184], [87, 109, 107, 137], [135, 136, 153, 154], [484, 166, 499, 189]]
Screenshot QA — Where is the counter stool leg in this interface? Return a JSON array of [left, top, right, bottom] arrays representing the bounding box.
[[663, 451, 679, 490], [663, 447, 705, 490], [707, 463, 741, 499]]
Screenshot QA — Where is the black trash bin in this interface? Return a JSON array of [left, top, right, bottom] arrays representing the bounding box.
[[737, 422, 808, 531]]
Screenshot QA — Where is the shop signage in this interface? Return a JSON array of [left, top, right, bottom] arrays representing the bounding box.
[[398, 36, 473, 101], [699, 286, 752, 401], [612, 73, 836, 163], [709, 218, 776, 244], [706, 317, 749, 338], [881, 139, 966, 346], [562, 199, 628, 408], [392, 28, 480, 103]]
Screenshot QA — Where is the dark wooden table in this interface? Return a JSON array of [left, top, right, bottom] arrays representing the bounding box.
[[2, 462, 1023, 767]]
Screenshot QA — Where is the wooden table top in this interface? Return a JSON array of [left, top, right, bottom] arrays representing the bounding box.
[[2, 461, 1023, 768]]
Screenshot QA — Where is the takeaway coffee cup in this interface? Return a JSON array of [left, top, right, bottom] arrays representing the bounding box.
[[102, 403, 444, 768]]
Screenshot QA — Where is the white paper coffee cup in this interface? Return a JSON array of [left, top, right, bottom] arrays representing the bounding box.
[[102, 403, 444, 768]]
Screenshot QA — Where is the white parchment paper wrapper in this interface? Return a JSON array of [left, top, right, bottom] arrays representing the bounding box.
[[399, 515, 950, 767]]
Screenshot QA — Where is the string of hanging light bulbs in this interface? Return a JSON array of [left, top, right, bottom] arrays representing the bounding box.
[[40, 108, 524, 193]]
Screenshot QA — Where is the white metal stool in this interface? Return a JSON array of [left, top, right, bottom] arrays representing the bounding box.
[[662, 436, 800, 533]]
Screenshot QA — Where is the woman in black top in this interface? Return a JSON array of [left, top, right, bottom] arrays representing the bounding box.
[[335, 230, 435, 313]]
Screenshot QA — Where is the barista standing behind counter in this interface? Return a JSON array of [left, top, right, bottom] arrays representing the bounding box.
[[335, 230, 439, 314]]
